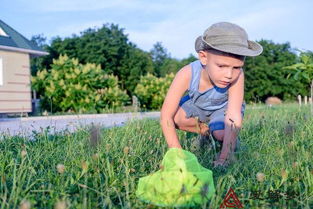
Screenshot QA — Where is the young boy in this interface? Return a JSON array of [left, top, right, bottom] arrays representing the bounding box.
[[160, 22, 263, 167]]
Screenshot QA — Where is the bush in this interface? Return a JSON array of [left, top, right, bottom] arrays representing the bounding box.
[[134, 73, 174, 110], [31, 55, 129, 113]]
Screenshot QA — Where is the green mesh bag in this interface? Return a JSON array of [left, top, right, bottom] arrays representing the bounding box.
[[136, 148, 215, 207]]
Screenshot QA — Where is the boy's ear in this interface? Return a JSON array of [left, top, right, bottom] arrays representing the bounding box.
[[198, 51, 208, 65]]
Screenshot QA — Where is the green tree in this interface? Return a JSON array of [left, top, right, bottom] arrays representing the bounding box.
[[157, 54, 197, 77], [285, 51, 313, 102], [119, 47, 154, 93], [177, 54, 198, 69], [150, 43, 197, 77], [244, 40, 302, 102], [30, 34, 49, 76], [150, 42, 170, 77], [158, 58, 180, 77]]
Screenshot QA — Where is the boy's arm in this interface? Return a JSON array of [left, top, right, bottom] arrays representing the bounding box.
[[217, 70, 244, 163], [160, 66, 191, 148]]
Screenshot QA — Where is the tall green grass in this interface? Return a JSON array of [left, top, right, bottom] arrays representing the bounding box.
[[0, 104, 312, 208]]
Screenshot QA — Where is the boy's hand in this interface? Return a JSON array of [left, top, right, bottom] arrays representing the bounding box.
[[213, 152, 237, 168], [213, 158, 226, 167], [199, 123, 209, 135]]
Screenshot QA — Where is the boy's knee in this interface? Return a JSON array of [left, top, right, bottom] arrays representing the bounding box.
[[174, 112, 186, 130], [173, 113, 181, 127], [174, 108, 189, 127], [213, 130, 224, 141]]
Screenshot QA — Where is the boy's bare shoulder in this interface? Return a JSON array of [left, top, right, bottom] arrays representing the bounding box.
[[175, 63, 192, 81], [167, 63, 192, 93]]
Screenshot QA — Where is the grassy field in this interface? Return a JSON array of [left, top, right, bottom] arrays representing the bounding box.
[[0, 103, 312, 208]]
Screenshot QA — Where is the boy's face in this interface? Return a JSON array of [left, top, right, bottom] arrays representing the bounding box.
[[199, 51, 244, 88]]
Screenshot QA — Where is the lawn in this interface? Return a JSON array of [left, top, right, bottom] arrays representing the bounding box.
[[0, 103, 312, 208]]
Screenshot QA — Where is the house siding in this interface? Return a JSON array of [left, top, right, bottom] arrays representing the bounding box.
[[0, 50, 32, 113]]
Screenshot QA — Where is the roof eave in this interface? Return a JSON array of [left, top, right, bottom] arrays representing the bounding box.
[[0, 45, 49, 56]]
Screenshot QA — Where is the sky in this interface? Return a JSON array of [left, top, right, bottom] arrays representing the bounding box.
[[1, 0, 313, 59]]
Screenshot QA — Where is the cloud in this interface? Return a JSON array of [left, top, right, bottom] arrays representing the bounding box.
[[229, 7, 291, 40], [125, 1, 242, 58]]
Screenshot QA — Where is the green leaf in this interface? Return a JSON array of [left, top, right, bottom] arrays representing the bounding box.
[[294, 70, 300, 80], [302, 72, 310, 82]]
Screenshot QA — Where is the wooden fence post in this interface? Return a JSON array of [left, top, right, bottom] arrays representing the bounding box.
[[298, 95, 302, 107], [132, 95, 139, 112]]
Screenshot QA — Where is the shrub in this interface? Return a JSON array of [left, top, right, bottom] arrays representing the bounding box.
[[31, 55, 129, 113], [134, 73, 174, 110]]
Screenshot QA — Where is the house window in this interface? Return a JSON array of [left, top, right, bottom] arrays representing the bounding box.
[[0, 57, 3, 86]]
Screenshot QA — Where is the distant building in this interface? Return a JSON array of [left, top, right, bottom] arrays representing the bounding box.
[[0, 20, 48, 114]]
